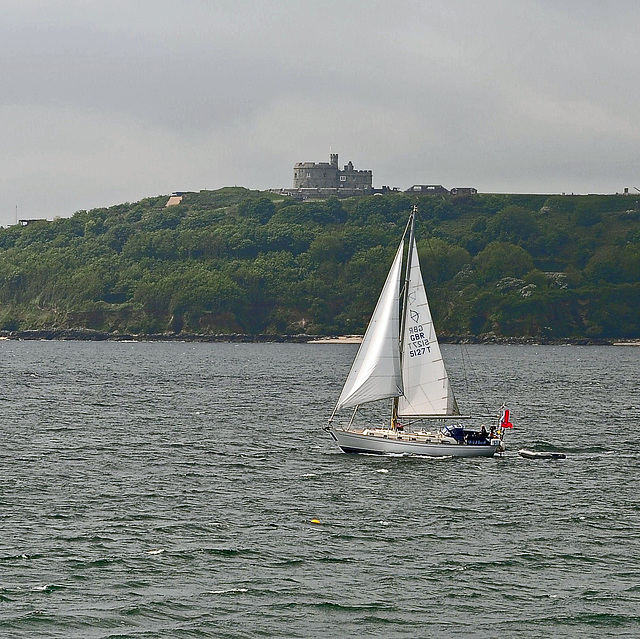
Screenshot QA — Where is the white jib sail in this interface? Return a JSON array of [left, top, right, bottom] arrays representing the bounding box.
[[397, 240, 459, 417], [335, 242, 404, 410]]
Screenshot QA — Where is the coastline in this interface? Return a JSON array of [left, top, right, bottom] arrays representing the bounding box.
[[0, 328, 632, 345]]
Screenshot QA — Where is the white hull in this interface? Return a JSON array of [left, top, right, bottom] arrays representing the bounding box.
[[329, 428, 500, 458]]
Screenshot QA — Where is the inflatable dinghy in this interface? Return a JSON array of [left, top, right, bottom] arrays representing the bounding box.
[[518, 449, 566, 460]]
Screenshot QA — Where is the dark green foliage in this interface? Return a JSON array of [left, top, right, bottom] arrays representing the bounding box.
[[473, 242, 535, 283], [182, 187, 256, 209], [133, 265, 243, 333], [486, 206, 540, 245], [255, 222, 315, 255], [270, 198, 347, 226], [583, 245, 640, 284], [417, 238, 471, 286], [346, 194, 411, 224], [237, 197, 276, 224], [139, 207, 186, 231], [1, 188, 640, 337], [580, 283, 640, 337]]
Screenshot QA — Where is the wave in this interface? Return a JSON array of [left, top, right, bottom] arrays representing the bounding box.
[[31, 584, 66, 593], [317, 556, 356, 564], [200, 548, 256, 557]]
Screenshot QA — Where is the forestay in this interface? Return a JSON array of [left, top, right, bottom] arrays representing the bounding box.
[[335, 242, 404, 410], [397, 239, 459, 418]]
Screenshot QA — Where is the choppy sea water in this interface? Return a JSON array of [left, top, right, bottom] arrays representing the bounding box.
[[0, 341, 639, 638]]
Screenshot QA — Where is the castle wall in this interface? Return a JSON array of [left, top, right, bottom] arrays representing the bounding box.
[[293, 162, 339, 188], [339, 161, 372, 191], [293, 155, 372, 193]]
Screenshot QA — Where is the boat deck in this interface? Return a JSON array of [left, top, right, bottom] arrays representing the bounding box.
[[360, 428, 458, 445]]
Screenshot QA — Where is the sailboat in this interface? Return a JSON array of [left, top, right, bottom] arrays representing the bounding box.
[[326, 206, 510, 457]]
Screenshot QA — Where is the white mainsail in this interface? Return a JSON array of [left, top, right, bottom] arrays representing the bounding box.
[[397, 239, 459, 417], [335, 242, 404, 410]]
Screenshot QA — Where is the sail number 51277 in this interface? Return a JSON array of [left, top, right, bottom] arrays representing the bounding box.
[[408, 324, 430, 357]]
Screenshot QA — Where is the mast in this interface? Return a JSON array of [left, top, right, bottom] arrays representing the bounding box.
[[399, 205, 417, 349], [392, 205, 417, 427]]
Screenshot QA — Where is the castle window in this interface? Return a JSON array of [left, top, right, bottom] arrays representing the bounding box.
[[306, 173, 311, 178], [340, 176, 346, 181]]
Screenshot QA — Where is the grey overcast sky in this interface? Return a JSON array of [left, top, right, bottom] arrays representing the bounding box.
[[1, 0, 639, 226]]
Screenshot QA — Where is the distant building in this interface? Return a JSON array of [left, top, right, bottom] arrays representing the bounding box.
[[292, 154, 372, 197], [372, 186, 401, 195], [165, 195, 183, 207], [18, 218, 47, 226], [450, 187, 478, 196], [405, 185, 450, 195]]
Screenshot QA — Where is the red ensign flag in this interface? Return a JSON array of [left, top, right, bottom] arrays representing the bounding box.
[[501, 409, 514, 429]]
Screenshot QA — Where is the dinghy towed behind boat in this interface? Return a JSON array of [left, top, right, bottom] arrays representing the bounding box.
[[325, 206, 512, 457], [518, 449, 566, 460]]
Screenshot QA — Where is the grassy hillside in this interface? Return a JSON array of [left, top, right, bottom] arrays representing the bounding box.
[[1, 188, 639, 338]]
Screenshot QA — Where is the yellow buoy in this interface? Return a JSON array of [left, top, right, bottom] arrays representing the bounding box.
[[310, 519, 321, 524]]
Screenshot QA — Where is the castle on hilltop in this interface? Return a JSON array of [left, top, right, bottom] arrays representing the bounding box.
[[265, 152, 477, 200], [293, 154, 373, 197]]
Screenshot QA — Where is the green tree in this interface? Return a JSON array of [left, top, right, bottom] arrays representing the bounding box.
[[473, 242, 534, 283], [486, 205, 539, 245], [417, 238, 471, 285], [238, 197, 276, 224]]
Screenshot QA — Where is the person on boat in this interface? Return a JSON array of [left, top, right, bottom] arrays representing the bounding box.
[[480, 424, 488, 440]]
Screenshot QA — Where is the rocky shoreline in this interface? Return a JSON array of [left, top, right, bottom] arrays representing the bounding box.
[[0, 328, 626, 345], [0, 329, 310, 343]]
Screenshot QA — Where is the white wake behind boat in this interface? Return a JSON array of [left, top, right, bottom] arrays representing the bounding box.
[[326, 206, 511, 457]]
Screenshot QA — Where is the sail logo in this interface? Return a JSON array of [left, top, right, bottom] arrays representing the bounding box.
[[410, 310, 420, 324]]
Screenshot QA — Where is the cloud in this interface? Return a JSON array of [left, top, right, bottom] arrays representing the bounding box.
[[1, 1, 640, 224]]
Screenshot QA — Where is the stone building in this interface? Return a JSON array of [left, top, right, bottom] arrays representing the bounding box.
[[292, 154, 372, 196], [404, 185, 478, 196], [405, 184, 450, 195]]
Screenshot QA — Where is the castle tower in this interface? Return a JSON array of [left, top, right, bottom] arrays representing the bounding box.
[[292, 152, 371, 193], [293, 153, 340, 188]]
